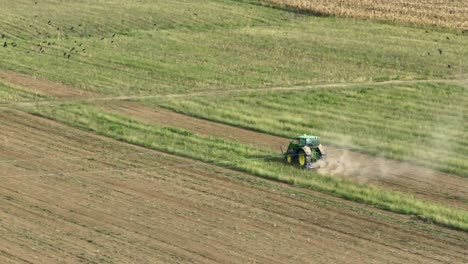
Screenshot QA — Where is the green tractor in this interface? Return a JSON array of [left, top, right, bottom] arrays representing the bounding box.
[[283, 134, 326, 169]]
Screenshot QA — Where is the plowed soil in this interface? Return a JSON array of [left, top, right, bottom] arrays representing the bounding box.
[[1, 110, 467, 263], [102, 102, 468, 210]]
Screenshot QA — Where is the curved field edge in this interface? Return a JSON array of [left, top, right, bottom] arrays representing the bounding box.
[[25, 103, 468, 231], [147, 82, 468, 177], [256, 0, 468, 29]]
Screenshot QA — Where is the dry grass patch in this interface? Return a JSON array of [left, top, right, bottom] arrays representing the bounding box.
[[262, 0, 468, 29]]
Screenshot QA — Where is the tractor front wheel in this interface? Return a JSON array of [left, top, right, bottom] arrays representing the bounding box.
[[286, 154, 293, 164]]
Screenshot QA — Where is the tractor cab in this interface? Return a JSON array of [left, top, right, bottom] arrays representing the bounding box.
[[284, 134, 325, 169], [296, 135, 320, 148]]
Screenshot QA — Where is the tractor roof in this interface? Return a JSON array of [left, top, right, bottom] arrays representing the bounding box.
[[296, 134, 319, 139]]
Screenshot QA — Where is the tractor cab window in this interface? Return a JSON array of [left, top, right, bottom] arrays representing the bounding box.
[[305, 138, 312, 145], [299, 138, 306, 146]]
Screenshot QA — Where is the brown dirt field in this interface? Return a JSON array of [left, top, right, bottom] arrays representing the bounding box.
[[102, 102, 468, 211], [1, 110, 467, 263], [0, 71, 95, 98], [263, 0, 468, 29]]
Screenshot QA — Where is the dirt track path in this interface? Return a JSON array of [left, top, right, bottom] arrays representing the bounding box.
[[0, 110, 467, 263], [101, 102, 468, 211]]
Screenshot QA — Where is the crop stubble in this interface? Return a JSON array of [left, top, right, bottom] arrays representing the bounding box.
[[262, 0, 468, 29]]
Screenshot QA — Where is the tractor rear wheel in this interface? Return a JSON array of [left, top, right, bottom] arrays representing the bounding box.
[[298, 151, 306, 167]]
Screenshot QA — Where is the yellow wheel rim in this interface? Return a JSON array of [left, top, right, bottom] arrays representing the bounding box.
[[299, 154, 305, 166], [287, 155, 292, 164]]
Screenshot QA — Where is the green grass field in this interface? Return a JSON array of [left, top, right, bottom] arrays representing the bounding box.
[[0, 0, 467, 96], [27, 103, 468, 231], [148, 81, 468, 176]]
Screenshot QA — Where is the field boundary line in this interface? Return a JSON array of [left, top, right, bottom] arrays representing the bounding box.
[[80, 77, 468, 101]]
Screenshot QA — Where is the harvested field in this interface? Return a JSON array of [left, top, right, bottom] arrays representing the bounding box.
[[101, 102, 468, 211], [263, 0, 468, 29], [0, 110, 467, 263]]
